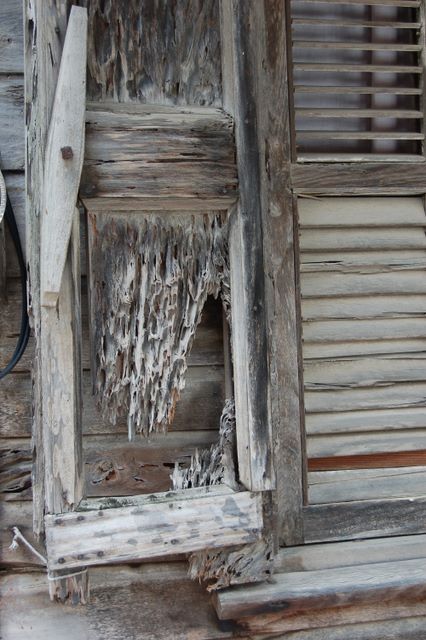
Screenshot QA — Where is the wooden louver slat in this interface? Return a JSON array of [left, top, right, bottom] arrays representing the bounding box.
[[290, 0, 424, 158]]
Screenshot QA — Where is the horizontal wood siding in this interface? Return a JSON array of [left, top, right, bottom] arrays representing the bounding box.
[[299, 197, 426, 503]]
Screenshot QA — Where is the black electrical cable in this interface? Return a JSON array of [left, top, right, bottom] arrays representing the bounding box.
[[0, 194, 30, 379]]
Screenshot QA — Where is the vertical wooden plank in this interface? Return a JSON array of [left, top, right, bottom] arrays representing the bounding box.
[[25, 1, 88, 602], [220, 0, 275, 492], [220, 0, 305, 539], [260, 0, 305, 543]]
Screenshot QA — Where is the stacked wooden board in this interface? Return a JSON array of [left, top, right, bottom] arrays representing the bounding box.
[[299, 196, 426, 503]]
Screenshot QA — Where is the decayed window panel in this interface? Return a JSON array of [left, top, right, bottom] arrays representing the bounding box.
[[88, 211, 230, 438], [290, 0, 424, 159]]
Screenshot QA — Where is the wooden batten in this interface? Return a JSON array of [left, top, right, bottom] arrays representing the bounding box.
[[44, 486, 263, 571], [80, 103, 238, 211]]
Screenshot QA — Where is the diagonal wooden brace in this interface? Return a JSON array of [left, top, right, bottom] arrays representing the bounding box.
[[40, 6, 87, 307]]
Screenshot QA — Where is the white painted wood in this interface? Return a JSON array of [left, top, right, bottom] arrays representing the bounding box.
[[303, 318, 426, 343], [305, 382, 426, 413], [40, 6, 87, 307], [308, 430, 426, 457], [304, 338, 426, 359], [301, 250, 426, 271], [300, 227, 426, 251], [306, 407, 426, 435], [309, 467, 426, 504], [44, 486, 263, 571], [302, 294, 426, 320], [304, 357, 426, 389], [302, 271, 426, 298], [298, 197, 426, 228]]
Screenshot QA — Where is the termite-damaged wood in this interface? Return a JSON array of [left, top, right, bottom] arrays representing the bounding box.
[[172, 400, 273, 590], [44, 486, 263, 571], [88, 211, 229, 438], [84, 0, 222, 106]]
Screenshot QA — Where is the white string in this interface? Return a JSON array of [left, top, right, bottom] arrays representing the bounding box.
[[9, 526, 88, 582], [0, 168, 6, 223]]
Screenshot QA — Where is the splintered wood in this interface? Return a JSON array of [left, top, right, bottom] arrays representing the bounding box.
[[88, 211, 229, 438], [172, 400, 273, 590]]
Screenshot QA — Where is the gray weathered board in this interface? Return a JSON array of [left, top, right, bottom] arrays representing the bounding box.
[[44, 486, 263, 571]]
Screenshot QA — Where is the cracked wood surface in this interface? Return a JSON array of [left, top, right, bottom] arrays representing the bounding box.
[[44, 486, 263, 571]]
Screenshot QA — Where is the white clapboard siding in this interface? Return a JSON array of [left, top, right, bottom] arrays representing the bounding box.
[[303, 318, 426, 342], [302, 295, 426, 320], [307, 407, 426, 435], [299, 197, 426, 228], [309, 467, 426, 504], [304, 358, 426, 389], [300, 227, 426, 251], [304, 338, 426, 359], [299, 196, 426, 496], [308, 430, 426, 457]]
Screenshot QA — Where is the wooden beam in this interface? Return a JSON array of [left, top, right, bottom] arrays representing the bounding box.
[[213, 558, 426, 619], [25, 2, 88, 603], [292, 162, 426, 195], [80, 103, 237, 210], [44, 486, 263, 571], [219, 0, 275, 492], [40, 7, 87, 307]]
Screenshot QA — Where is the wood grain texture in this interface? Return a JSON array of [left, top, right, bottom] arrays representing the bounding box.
[[214, 558, 426, 619], [40, 6, 87, 306], [45, 486, 263, 571], [275, 533, 426, 573], [0, 566, 235, 640], [81, 104, 237, 209], [292, 162, 426, 195], [0, 0, 24, 73], [309, 466, 426, 503], [0, 75, 24, 171], [84, 0, 222, 105], [303, 496, 426, 542], [220, 0, 278, 493], [236, 599, 426, 637]]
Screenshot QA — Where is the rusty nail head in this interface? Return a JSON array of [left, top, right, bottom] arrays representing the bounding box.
[[61, 146, 73, 160]]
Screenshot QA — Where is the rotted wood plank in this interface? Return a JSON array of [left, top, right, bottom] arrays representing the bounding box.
[[213, 558, 426, 619], [45, 486, 263, 571], [85, 0, 222, 105], [0, 0, 24, 73], [80, 104, 237, 209]]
